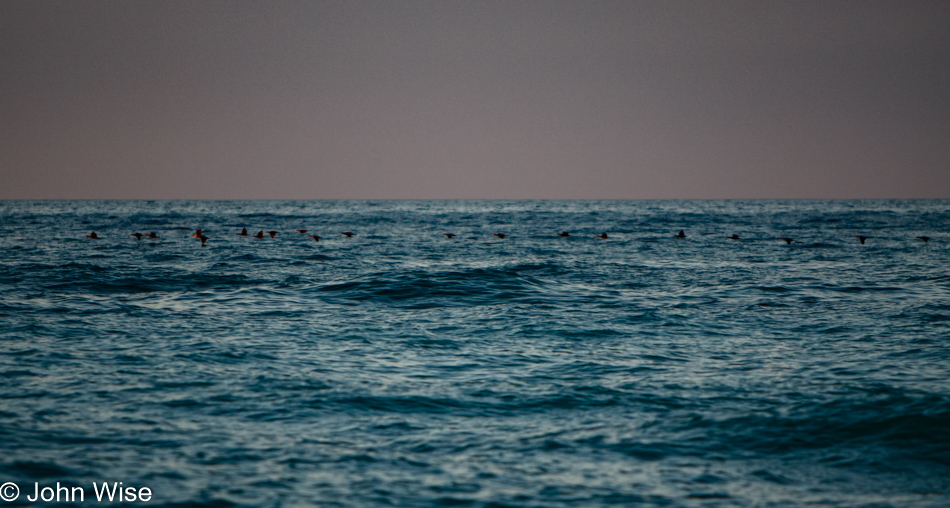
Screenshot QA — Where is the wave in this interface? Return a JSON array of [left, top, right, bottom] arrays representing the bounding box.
[[314, 266, 570, 308], [44, 272, 265, 294], [701, 391, 950, 464]]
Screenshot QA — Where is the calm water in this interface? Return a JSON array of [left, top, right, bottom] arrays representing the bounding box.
[[1, 199, 949, 507]]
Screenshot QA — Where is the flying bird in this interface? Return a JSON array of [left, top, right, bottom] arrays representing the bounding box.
[[268, 231, 278, 238], [855, 235, 868, 245], [917, 236, 931, 242], [442, 233, 456, 238], [295, 229, 308, 234], [780, 238, 794, 245], [493, 233, 507, 239], [675, 230, 686, 238], [236, 228, 248, 236], [340, 232, 355, 238], [130, 233, 143, 240], [595, 233, 609, 240], [145, 232, 159, 239], [727, 234, 740, 240], [556, 232, 570, 237], [191, 229, 203, 238], [86, 232, 100, 239], [254, 231, 264, 239], [307, 234, 321, 242]]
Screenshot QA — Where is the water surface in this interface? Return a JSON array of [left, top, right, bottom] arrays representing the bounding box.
[[1, 199, 949, 507]]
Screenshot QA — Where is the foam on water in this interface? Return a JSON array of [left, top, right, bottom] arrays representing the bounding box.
[[1, 199, 949, 507]]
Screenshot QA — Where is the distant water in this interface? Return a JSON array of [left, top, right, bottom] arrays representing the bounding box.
[[1, 199, 949, 507]]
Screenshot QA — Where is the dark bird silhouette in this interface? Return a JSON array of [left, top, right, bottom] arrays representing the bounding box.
[[307, 234, 321, 242], [493, 233, 507, 239], [855, 235, 868, 245], [727, 234, 740, 240], [268, 231, 278, 238], [556, 231, 570, 237], [145, 232, 159, 239], [340, 232, 355, 238], [295, 229, 308, 234], [595, 233, 609, 240], [675, 230, 686, 238], [254, 230, 264, 239], [917, 236, 931, 242], [442, 233, 456, 238], [86, 232, 100, 239], [237, 228, 248, 236], [192, 230, 209, 246], [130, 232, 143, 240], [780, 238, 794, 245]]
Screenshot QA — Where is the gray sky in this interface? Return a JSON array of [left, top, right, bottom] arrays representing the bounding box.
[[2, 0, 948, 199]]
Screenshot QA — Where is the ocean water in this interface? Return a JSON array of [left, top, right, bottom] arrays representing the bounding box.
[[1, 199, 949, 507]]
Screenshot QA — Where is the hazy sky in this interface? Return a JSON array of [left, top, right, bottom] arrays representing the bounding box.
[[2, 1, 948, 199]]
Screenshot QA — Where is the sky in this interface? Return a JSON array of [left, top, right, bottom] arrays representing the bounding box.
[[1, 0, 948, 200]]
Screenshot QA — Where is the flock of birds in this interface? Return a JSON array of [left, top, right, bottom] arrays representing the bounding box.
[[82, 229, 935, 246]]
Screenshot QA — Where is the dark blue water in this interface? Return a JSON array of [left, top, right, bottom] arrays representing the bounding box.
[[1, 200, 949, 507]]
